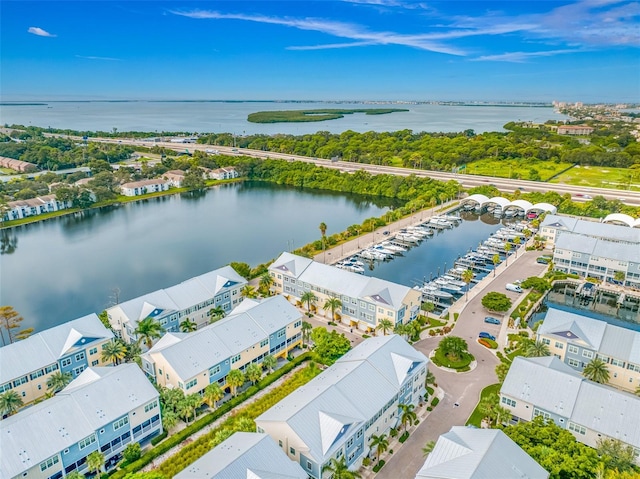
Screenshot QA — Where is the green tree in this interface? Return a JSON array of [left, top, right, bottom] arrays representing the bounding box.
[[322, 457, 361, 479], [226, 369, 245, 397], [323, 296, 342, 321], [0, 390, 23, 416], [134, 317, 164, 350], [481, 292, 512, 312], [422, 440, 436, 457], [101, 339, 128, 365], [425, 369, 436, 387], [597, 438, 637, 473], [495, 362, 511, 382], [209, 306, 226, 323], [583, 358, 610, 384], [461, 269, 474, 301], [241, 284, 258, 299], [124, 341, 142, 366], [438, 336, 468, 362], [520, 277, 551, 293], [182, 169, 205, 189], [492, 253, 500, 277], [399, 403, 417, 432], [0, 306, 27, 346], [230, 261, 251, 279], [370, 433, 389, 462], [259, 272, 274, 296], [122, 442, 141, 464], [301, 291, 318, 314], [394, 322, 408, 338], [161, 410, 179, 433], [613, 270, 626, 284], [477, 392, 510, 426], [376, 318, 394, 336], [319, 221, 327, 252], [244, 363, 263, 385], [524, 340, 551, 358], [46, 371, 73, 394], [421, 301, 435, 316], [87, 450, 105, 476], [301, 321, 313, 347], [504, 242, 512, 264], [262, 354, 277, 373], [179, 318, 197, 332], [311, 327, 351, 365], [203, 383, 224, 408]]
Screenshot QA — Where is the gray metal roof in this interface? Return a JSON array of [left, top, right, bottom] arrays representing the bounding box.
[[0, 364, 158, 479], [416, 427, 549, 479], [0, 313, 113, 384], [542, 214, 640, 243], [256, 335, 428, 463], [555, 233, 640, 263], [537, 308, 607, 350], [174, 432, 307, 479]]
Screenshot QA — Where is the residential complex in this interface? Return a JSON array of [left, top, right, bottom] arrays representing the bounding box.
[[415, 426, 548, 479], [0, 364, 162, 479], [539, 214, 640, 247], [4, 194, 71, 221], [174, 432, 308, 479], [203, 166, 239, 180], [106, 265, 247, 344], [162, 169, 185, 187], [0, 156, 38, 172], [256, 334, 428, 478], [537, 308, 640, 393], [0, 313, 114, 405], [269, 252, 422, 332], [120, 179, 169, 196], [140, 295, 303, 394], [500, 356, 640, 456]]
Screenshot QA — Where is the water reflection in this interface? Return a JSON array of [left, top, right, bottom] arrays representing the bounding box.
[[0, 230, 18, 255]]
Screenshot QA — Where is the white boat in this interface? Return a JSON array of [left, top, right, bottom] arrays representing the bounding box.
[[395, 232, 420, 243], [380, 241, 407, 253]]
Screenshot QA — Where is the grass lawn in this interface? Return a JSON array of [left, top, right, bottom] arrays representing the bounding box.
[[466, 383, 501, 427], [426, 317, 447, 328], [550, 165, 640, 192], [431, 348, 474, 371], [465, 159, 573, 182]]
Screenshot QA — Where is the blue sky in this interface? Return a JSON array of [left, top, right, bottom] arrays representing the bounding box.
[[2, 1, 639, 102]]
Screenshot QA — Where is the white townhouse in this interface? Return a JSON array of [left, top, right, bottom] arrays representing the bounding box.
[[0, 364, 162, 479], [208, 167, 239, 180], [120, 178, 169, 196], [140, 295, 303, 395], [0, 313, 114, 406], [539, 214, 640, 248], [106, 265, 247, 344], [500, 356, 640, 458], [537, 308, 640, 393], [415, 426, 549, 479], [174, 432, 308, 479], [4, 195, 72, 221], [269, 252, 422, 332], [162, 169, 186, 187], [256, 335, 428, 478]]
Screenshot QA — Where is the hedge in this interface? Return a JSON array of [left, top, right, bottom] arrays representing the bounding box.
[[399, 431, 409, 443], [477, 338, 497, 349], [373, 459, 386, 472], [427, 386, 434, 396], [431, 397, 440, 407]]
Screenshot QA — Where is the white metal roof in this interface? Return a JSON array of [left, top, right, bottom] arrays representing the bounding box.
[[602, 213, 639, 227], [507, 199, 533, 212], [530, 202, 557, 214], [542, 214, 640, 242], [555, 232, 640, 263]]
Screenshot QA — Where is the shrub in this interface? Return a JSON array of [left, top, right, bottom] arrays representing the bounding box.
[[151, 431, 168, 446], [373, 460, 386, 473], [362, 457, 371, 467], [431, 397, 440, 407], [389, 427, 398, 438], [399, 431, 410, 443], [389, 449, 393, 454], [427, 406, 433, 411], [427, 386, 434, 395], [328, 321, 337, 326], [453, 312, 459, 321], [362, 334, 371, 339]]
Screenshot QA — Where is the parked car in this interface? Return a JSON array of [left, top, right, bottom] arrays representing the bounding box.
[[536, 256, 551, 265], [505, 283, 523, 293], [479, 332, 496, 341], [484, 316, 501, 325]]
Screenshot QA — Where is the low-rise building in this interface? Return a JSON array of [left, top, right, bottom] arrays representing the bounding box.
[[556, 125, 595, 135], [256, 335, 428, 478], [0, 364, 162, 479], [162, 169, 185, 187], [0, 313, 114, 405], [0, 156, 38, 172], [120, 179, 169, 196], [174, 432, 308, 479], [415, 426, 549, 479], [500, 356, 640, 457], [4, 195, 72, 221], [537, 308, 640, 393], [269, 252, 421, 332], [207, 167, 239, 180], [539, 214, 640, 248], [140, 295, 302, 394], [106, 265, 247, 344]]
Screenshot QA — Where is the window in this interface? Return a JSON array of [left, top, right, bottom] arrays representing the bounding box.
[[307, 461, 312, 471], [89, 347, 98, 355], [346, 437, 354, 448], [279, 440, 283, 447], [185, 378, 197, 390], [290, 446, 296, 455], [533, 408, 551, 421], [611, 358, 625, 368], [91, 360, 99, 366], [231, 354, 241, 364], [75, 352, 85, 361], [40, 455, 59, 472], [568, 345, 579, 354], [61, 358, 72, 367], [541, 338, 550, 345], [114, 416, 129, 431], [73, 366, 85, 376], [582, 350, 594, 359], [78, 434, 96, 450], [568, 422, 586, 435], [277, 330, 286, 338], [501, 397, 516, 407], [294, 320, 301, 328], [627, 363, 640, 373], [260, 339, 269, 348], [554, 342, 564, 349], [568, 358, 581, 368], [145, 401, 158, 413], [209, 365, 221, 376]]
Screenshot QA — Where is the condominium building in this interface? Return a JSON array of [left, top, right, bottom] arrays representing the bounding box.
[[256, 335, 428, 478], [106, 265, 247, 344], [0, 364, 162, 479], [269, 252, 421, 332], [4, 195, 72, 221], [0, 313, 114, 405], [537, 308, 640, 393], [539, 214, 640, 248], [140, 295, 302, 394], [120, 179, 169, 196], [500, 356, 640, 456]]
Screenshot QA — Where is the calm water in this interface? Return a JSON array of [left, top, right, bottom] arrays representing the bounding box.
[[0, 101, 567, 135]]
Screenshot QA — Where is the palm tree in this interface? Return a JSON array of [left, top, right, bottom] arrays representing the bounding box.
[[399, 403, 417, 432], [524, 340, 550, 358], [245, 363, 262, 385], [425, 369, 436, 388], [323, 296, 342, 322], [185, 393, 202, 422], [319, 221, 328, 255], [461, 269, 474, 301], [226, 369, 245, 397], [422, 301, 435, 317], [0, 390, 23, 416], [262, 354, 277, 373], [209, 306, 226, 323], [513, 236, 522, 257], [301, 291, 318, 314], [583, 358, 610, 384], [179, 318, 197, 332], [504, 242, 512, 265], [259, 272, 274, 296], [370, 433, 389, 462], [422, 440, 436, 457], [301, 321, 313, 347], [87, 450, 105, 476], [162, 410, 179, 433], [322, 457, 361, 479], [376, 319, 394, 336], [203, 383, 224, 408], [492, 253, 500, 277], [46, 371, 73, 394], [134, 317, 164, 350], [394, 322, 408, 338], [241, 284, 258, 299], [101, 339, 127, 365], [613, 270, 626, 284], [124, 341, 142, 367], [438, 336, 468, 362]]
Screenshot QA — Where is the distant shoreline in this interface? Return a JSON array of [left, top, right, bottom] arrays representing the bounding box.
[[248, 108, 410, 124]]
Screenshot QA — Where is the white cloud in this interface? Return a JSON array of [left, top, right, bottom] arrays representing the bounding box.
[[473, 49, 586, 63], [75, 55, 122, 61], [28, 27, 56, 37]]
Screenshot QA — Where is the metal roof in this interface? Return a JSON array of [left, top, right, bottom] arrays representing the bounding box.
[[555, 233, 640, 263], [542, 214, 640, 241], [416, 427, 549, 479], [0, 313, 113, 384], [0, 365, 158, 479], [174, 432, 307, 479]]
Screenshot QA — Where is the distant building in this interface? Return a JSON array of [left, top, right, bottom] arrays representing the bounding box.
[[120, 179, 169, 196], [415, 426, 549, 479], [206, 167, 239, 180], [4, 194, 72, 221], [0, 313, 114, 405], [557, 125, 593, 135], [174, 432, 308, 479], [540, 215, 640, 247], [0, 364, 161, 479], [0, 156, 38, 172], [163, 169, 186, 188], [106, 265, 247, 344]]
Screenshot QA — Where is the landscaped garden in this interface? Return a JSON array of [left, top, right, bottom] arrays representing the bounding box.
[[431, 336, 475, 372]]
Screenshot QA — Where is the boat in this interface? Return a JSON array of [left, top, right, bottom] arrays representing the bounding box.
[[395, 232, 421, 244]]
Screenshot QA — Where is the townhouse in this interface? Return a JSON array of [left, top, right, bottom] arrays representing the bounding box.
[[106, 265, 247, 344], [120, 179, 169, 197], [256, 335, 428, 478], [0, 313, 114, 405], [174, 432, 307, 479], [0, 156, 38, 172], [0, 364, 162, 479], [415, 426, 548, 479], [140, 295, 302, 394], [537, 308, 640, 393], [500, 356, 640, 457], [539, 214, 640, 248], [4, 195, 72, 221], [269, 252, 422, 332], [206, 167, 239, 180], [162, 169, 185, 187]]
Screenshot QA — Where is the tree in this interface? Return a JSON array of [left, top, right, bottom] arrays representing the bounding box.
[[134, 317, 164, 350], [301, 291, 318, 314], [613, 270, 626, 284], [495, 362, 511, 382], [492, 253, 500, 277], [524, 340, 550, 358], [322, 457, 361, 479], [182, 169, 205, 189], [376, 318, 394, 336], [481, 292, 512, 312], [421, 301, 435, 316], [244, 363, 262, 385], [0, 306, 27, 346], [259, 272, 274, 296], [478, 392, 510, 426], [425, 369, 436, 387], [597, 438, 637, 473], [504, 242, 512, 264], [179, 318, 197, 332], [399, 403, 417, 432], [0, 390, 23, 416], [209, 306, 226, 323], [87, 450, 105, 476], [438, 336, 468, 362], [226, 369, 245, 397], [310, 327, 351, 365], [230, 261, 251, 279], [521, 277, 551, 293], [203, 383, 224, 408], [161, 410, 179, 433], [322, 296, 342, 321], [101, 339, 127, 365], [122, 442, 141, 464], [422, 440, 436, 457], [46, 371, 73, 394], [370, 433, 389, 462], [319, 221, 327, 252], [262, 354, 277, 373], [394, 322, 408, 338], [583, 358, 610, 384], [124, 341, 142, 366], [461, 269, 474, 301], [241, 284, 258, 299], [301, 321, 313, 347]]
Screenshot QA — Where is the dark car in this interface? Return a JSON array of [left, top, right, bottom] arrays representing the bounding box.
[[484, 316, 501, 325], [479, 332, 496, 341]]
